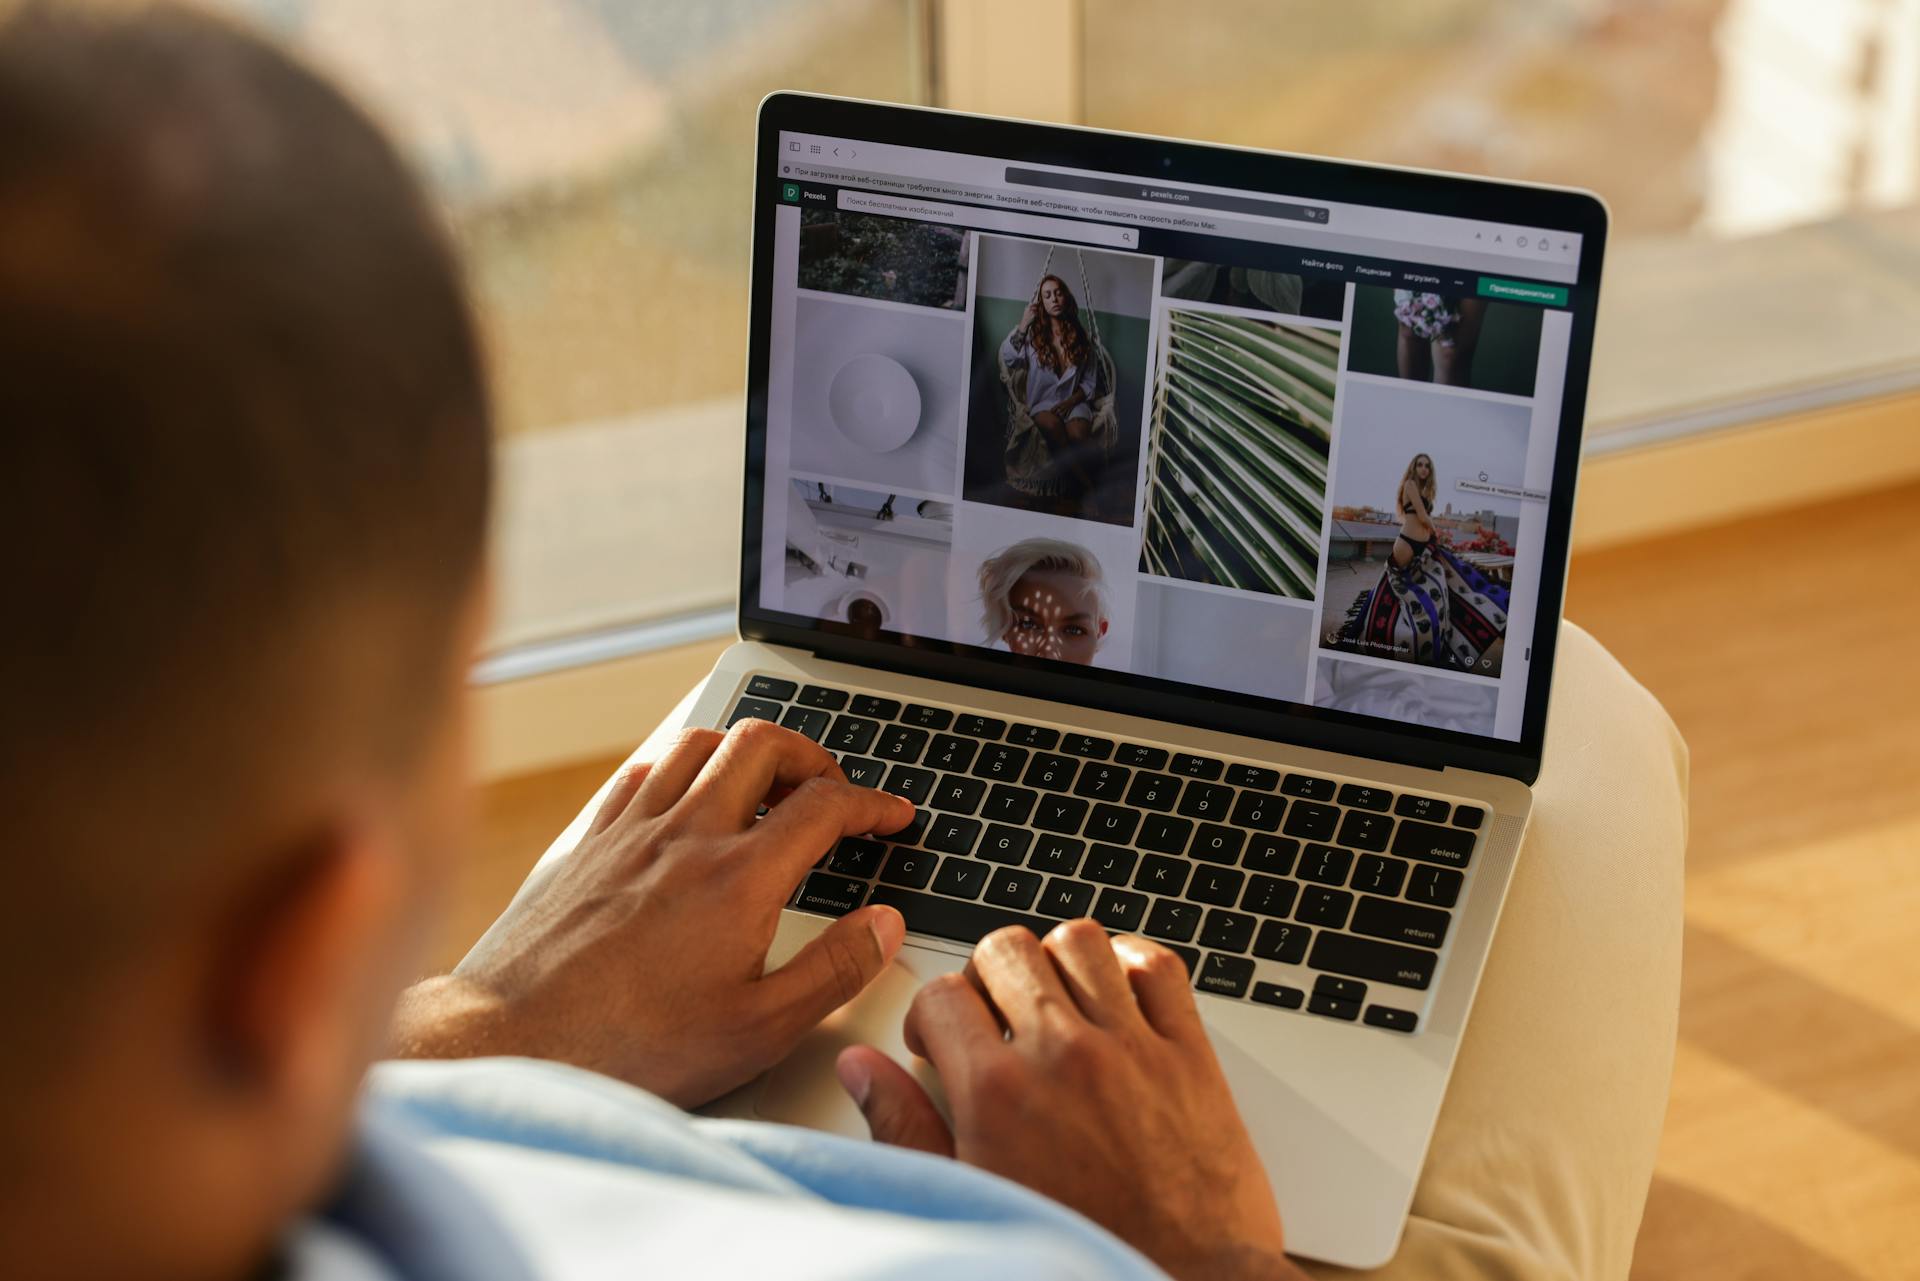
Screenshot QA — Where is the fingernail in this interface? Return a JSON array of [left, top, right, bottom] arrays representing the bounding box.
[[869, 905, 905, 956], [836, 1052, 872, 1107]]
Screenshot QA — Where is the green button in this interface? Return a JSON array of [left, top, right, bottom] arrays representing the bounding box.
[[1477, 277, 1568, 306], [781, 182, 800, 202]]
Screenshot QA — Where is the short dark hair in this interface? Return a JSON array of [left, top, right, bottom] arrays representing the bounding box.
[[0, 4, 491, 1062]]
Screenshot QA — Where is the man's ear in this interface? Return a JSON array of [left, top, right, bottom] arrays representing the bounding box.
[[201, 818, 405, 1109]]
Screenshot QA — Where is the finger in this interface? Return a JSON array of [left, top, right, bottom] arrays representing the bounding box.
[[585, 760, 654, 835], [744, 775, 915, 887], [903, 971, 1005, 1085], [1041, 919, 1141, 1030], [1111, 934, 1205, 1043], [628, 727, 726, 819], [753, 905, 904, 1039], [678, 719, 842, 831], [835, 1046, 953, 1157], [969, 925, 1077, 1041]]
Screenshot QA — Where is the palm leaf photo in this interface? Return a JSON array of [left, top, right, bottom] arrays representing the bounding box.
[[1139, 310, 1337, 598]]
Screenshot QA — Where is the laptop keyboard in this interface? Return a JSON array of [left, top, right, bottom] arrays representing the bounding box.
[[729, 674, 1488, 1036]]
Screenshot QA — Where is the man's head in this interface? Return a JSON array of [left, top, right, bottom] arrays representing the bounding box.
[[0, 4, 490, 1276]]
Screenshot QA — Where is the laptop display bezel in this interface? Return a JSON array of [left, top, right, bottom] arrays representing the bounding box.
[[739, 92, 1608, 785]]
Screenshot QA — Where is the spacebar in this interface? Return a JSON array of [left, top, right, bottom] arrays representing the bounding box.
[[868, 887, 1055, 947]]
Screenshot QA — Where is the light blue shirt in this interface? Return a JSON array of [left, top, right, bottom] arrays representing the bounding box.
[[1001, 326, 1097, 422], [283, 1058, 1168, 1280]]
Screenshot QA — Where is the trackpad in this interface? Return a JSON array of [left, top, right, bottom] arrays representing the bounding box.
[[754, 943, 959, 1137]]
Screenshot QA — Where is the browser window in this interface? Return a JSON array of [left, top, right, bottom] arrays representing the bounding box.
[[758, 130, 1582, 743]]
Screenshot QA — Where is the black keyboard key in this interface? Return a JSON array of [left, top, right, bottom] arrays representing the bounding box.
[[872, 885, 1050, 942], [1408, 865, 1464, 908], [1365, 1006, 1419, 1033], [794, 873, 867, 916], [1092, 888, 1148, 932], [902, 703, 954, 730], [1243, 835, 1299, 876], [1296, 886, 1353, 928], [1281, 772, 1337, 802], [1352, 895, 1451, 949], [1027, 835, 1085, 876], [925, 734, 979, 773], [780, 705, 831, 741], [728, 696, 784, 726], [931, 857, 991, 901], [1023, 752, 1079, 791], [1395, 794, 1450, 823], [1314, 975, 1368, 1002], [746, 675, 799, 701], [1115, 743, 1169, 769], [1300, 844, 1354, 886], [1253, 919, 1311, 964], [953, 714, 1006, 739], [1391, 820, 1476, 869], [1308, 993, 1361, 1021], [1252, 981, 1305, 1009], [893, 808, 931, 848], [1353, 855, 1409, 897], [875, 724, 929, 762], [1170, 752, 1225, 780], [1007, 723, 1059, 749], [973, 744, 1030, 782], [1195, 953, 1255, 997], [825, 715, 881, 754], [1200, 909, 1255, 952], [1084, 803, 1140, 845], [1452, 805, 1485, 829], [1336, 811, 1394, 853], [879, 848, 937, 890], [798, 684, 850, 711], [982, 784, 1039, 826], [840, 756, 887, 788], [978, 824, 1034, 865], [827, 837, 886, 878], [1190, 824, 1245, 865], [1033, 794, 1089, 835], [1144, 899, 1201, 943], [1337, 783, 1392, 812], [925, 815, 982, 856], [1125, 771, 1182, 811], [1187, 865, 1244, 907], [1176, 782, 1233, 821], [931, 774, 987, 814], [1241, 875, 1298, 918], [1037, 877, 1095, 920], [1061, 733, 1114, 759], [1083, 844, 1138, 886], [1138, 814, 1193, 856], [881, 765, 936, 806], [1308, 931, 1437, 989], [850, 694, 901, 720], [1134, 854, 1190, 895], [1072, 762, 1132, 801], [1225, 764, 1280, 791], [983, 867, 1042, 911], [1229, 790, 1285, 832], [1283, 801, 1339, 841]]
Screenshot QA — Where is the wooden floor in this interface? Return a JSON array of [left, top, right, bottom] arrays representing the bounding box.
[[449, 480, 1920, 1279]]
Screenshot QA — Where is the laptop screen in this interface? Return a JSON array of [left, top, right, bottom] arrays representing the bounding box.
[[743, 99, 1603, 768]]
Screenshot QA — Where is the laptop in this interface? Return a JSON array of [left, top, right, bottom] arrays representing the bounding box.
[[687, 93, 1606, 1268]]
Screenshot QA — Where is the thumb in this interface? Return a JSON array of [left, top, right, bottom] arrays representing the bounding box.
[[757, 905, 904, 1035], [836, 1045, 953, 1156]]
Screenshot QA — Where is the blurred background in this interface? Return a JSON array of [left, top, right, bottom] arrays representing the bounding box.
[[209, 3, 1920, 1277]]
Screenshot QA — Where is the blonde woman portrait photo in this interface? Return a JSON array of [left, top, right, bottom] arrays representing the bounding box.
[[977, 537, 1111, 665]]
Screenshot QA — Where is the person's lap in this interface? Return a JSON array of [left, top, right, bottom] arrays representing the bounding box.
[[503, 621, 1686, 1279]]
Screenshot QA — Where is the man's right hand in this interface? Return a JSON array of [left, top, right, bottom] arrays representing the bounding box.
[[835, 922, 1307, 1281]]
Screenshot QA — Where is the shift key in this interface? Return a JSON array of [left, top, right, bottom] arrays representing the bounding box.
[[1390, 819, 1476, 868], [1308, 931, 1436, 990]]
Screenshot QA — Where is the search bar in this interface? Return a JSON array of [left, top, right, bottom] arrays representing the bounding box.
[[837, 190, 1138, 250]]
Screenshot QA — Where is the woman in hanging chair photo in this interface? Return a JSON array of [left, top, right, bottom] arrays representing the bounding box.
[[999, 272, 1113, 514]]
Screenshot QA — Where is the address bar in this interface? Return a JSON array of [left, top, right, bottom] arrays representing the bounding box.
[[838, 190, 1140, 251]]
